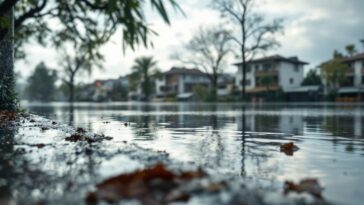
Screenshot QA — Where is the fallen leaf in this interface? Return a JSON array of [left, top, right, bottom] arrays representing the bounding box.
[[86, 163, 206, 205], [36, 144, 46, 149], [280, 142, 299, 156], [284, 178, 323, 198]]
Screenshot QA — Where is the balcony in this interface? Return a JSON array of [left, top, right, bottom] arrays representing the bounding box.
[[255, 70, 278, 77]]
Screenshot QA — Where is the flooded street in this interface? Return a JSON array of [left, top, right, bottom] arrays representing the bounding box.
[[18, 102, 364, 205]]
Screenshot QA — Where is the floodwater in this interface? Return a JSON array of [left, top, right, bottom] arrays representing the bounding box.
[[19, 102, 364, 204]]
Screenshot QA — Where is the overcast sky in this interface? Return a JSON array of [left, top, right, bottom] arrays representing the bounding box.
[[15, 0, 364, 83]]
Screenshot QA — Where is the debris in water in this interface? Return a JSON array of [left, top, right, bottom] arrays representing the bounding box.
[[36, 144, 46, 149], [76, 127, 86, 133], [65, 133, 112, 143], [284, 178, 323, 199], [280, 142, 299, 156], [65, 133, 96, 143], [86, 163, 206, 204]]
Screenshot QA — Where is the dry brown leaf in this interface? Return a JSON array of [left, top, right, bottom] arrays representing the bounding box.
[[284, 178, 323, 198], [280, 142, 299, 156], [86, 163, 206, 205]]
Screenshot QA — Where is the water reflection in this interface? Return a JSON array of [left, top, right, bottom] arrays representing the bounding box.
[[21, 102, 364, 204], [0, 126, 17, 205]]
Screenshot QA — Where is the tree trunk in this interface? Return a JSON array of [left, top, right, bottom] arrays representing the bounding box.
[[241, 45, 246, 102], [69, 75, 75, 103], [211, 74, 218, 102], [0, 8, 15, 110], [144, 74, 150, 102]]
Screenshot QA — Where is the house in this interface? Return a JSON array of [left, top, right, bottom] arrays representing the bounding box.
[[155, 67, 235, 101], [234, 55, 313, 101], [320, 52, 364, 102], [155, 67, 210, 101], [93, 76, 129, 101]]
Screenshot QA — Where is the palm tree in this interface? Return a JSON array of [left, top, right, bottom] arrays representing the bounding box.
[[345, 44, 357, 57], [129, 57, 160, 101]]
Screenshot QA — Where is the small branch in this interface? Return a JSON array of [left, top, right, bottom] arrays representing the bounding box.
[[14, 0, 48, 29]]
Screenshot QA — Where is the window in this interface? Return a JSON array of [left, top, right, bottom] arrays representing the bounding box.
[[245, 79, 251, 86], [255, 65, 259, 71], [263, 63, 271, 71], [240, 80, 251, 86], [362, 61, 364, 68], [294, 65, 299, 72], [289, 78, 294, 84], [245, 65, 251, 73]]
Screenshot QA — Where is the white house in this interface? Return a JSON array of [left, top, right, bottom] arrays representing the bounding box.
[[234, 55, 308, 93]]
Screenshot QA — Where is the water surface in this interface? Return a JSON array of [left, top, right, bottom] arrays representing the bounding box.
[[22, 102, 364, 205]]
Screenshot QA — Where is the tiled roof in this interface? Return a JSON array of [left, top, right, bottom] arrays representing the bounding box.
[[234, 55, 308, 65], [165, 67, 205, 75], [320, 52, 364, 66], [342, 52, 364, 62]]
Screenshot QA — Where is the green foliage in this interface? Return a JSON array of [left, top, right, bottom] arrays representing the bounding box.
[[345, 44, 357, 56], [302, 69, 322, 86], [325, 90, 338, 102], [192, 85, 216, 102], [0, 16, 10, 29], [10, 0, 183, 58], [193, 85, 209, 101], [25, 62, 57, 102], [321, 57, 348, 89], [2, 0, 182, 108], [333, 50, 343, 58]]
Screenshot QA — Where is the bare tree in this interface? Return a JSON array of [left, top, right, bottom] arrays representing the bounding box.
[[175, 26, 232, 101], [213, 0, 283, 101], [59, 44, 102, 103]]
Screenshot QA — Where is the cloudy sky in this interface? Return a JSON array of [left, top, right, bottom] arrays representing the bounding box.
[[15, 0, 364, 83]]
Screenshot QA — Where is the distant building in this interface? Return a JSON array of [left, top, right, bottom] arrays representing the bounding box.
[[234, 55, 318, 101], [155, 67, 235, 101], [235, 55, 308, 92], [155, 67, 210, 100], [93, 76, 129, 101], [320, 52, 364, 101]]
